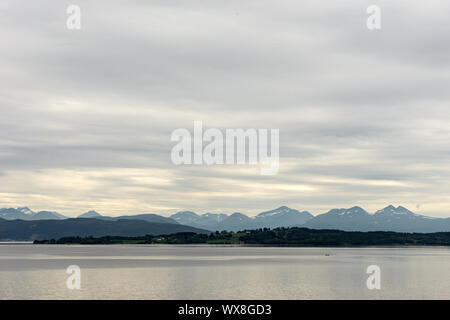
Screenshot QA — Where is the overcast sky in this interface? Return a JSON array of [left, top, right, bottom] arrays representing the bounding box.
[[1, 0, 450, 217]]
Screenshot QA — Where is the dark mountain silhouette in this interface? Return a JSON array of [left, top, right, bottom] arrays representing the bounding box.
[[77, 211, 178, 224], [0, 218, 209, 241]]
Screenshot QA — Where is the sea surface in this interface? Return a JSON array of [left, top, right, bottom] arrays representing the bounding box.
[[0, 244, 449, 299]]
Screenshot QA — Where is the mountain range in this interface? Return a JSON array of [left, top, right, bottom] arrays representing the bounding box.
[[0, 207, 67, 221], [0, 207, 178, 224], [171, 206, 313, 231], [1, 205, 450, 241], [170, 205, 450, 233], [303, 205, 450, 233], [0, 218, 209, 241]]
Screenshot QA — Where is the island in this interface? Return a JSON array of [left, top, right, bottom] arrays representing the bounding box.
[[33, 227, 450, 246]]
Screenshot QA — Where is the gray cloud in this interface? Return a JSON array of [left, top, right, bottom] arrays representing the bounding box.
[[0, 0, 450, 217]]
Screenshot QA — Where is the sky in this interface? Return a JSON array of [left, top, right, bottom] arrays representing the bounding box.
[[1, 0, 450, 217]]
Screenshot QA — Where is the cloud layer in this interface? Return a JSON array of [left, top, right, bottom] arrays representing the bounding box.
[[1, 0, 450, 217]]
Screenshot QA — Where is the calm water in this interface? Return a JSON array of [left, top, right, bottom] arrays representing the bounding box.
[[0, 244, 449, 299]]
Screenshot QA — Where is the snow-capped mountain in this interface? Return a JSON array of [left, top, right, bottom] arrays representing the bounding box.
[[169, 206, 314, 231], [304, 205, 450, 232], [1, 204, 449, 232], [303, 206, 372, 231], [170, 211, 242, 230], [0, 207, 67, 220], [170, 211, 200, 225], [17, 207, 35, 215], [373, 205, 424, 217], [0, 208, 30, 220], [194, 213, 229, 228], [257, 206, 294, 217], [255, 206, 313, 228]]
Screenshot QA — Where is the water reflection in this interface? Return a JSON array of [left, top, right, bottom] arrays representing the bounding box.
[[0, 245, 449, 299]]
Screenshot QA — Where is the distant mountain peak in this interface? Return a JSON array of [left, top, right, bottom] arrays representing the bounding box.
[[396, 206, 414, 214], [78, 210, 102, 218], [17, 207, 35, 215], [375, 205, 415, 216], [230, 212, 248, 218], [257, 206, 297, 217], [348, 206, 365, 211], [33, 211, 67, 219], [175, 211, 198, 217], [170, 211, 200, 224], [222, 212, 253, 225], [332, 206, 368, 216]]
